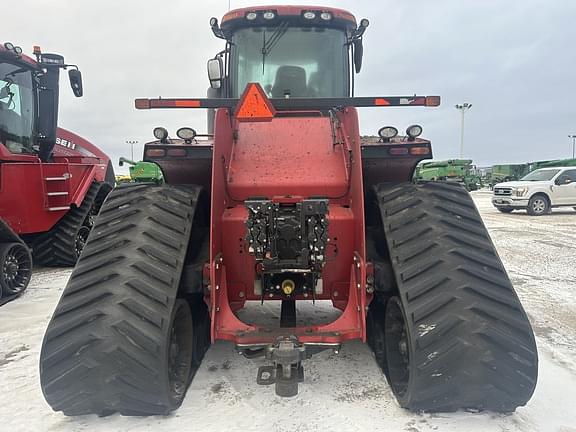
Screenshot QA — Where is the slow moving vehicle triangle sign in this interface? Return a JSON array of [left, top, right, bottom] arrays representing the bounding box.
[[235, 82, 276, 122]]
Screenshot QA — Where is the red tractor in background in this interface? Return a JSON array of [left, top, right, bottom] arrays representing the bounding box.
[[40, 6, 538, 415], [0, 42, 114, 303]]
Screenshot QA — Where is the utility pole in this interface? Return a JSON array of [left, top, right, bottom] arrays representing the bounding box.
[[455, 103, 472, 159], [125, 140, 138, 161], [569, 134, 576, 159]]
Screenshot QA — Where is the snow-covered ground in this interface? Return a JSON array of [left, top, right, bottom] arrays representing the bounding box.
[[1, 191, 575, 432]]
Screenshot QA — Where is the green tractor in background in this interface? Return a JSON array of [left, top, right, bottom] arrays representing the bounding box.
[[487, 158, 576, 188], [528, 158, 576, 171], [117, 157, 164, 184], [415, 159, 482, 191], [487, 164, 529, 188]]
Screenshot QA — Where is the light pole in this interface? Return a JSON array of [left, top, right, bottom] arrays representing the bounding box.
[[125, 140, 138, 161], [569, 134, 576, 159], [455, 103, 472, 159]]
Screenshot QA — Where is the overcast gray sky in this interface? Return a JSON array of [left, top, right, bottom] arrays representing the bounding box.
[[4, 0, 576, 172]]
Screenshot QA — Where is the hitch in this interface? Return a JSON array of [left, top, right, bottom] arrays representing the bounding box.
[[256, 336, 306, 397]]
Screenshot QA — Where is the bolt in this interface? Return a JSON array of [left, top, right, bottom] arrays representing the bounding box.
[[216, 307, 220, 312], [334, 349, 340, 355], [239, 291, 245, 298], [216, 285, 220, 290]]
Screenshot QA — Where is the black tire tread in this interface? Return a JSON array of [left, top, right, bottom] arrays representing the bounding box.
[[374, 181, 538, 412], [40, 183, 201, 416]]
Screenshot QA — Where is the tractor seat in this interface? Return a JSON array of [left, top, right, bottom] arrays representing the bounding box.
[[271, 66, 307, 98]]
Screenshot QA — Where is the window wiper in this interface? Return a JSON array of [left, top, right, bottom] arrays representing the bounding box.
[[261, 20, 289, 74]]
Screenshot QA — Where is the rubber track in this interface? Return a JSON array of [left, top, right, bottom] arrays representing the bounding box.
[[374, 182, 538, 412], [32, 182, 105, 267], [40, 184, 200, 415]]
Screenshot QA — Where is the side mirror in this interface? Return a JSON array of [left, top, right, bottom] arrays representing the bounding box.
[[207, 58, 223, 89], [68, 69, 83, 97], [353, 39, 363, 73]]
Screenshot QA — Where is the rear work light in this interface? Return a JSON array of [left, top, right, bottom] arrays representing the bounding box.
[[146, 149, 166, 157], [388, 147, 409, 156]]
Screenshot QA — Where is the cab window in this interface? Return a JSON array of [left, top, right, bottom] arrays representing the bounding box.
[[231, 26, 348, 98], [0, 63, 35, 154]]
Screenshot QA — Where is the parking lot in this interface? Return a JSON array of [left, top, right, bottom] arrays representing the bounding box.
[[1, 190, 575, 432]]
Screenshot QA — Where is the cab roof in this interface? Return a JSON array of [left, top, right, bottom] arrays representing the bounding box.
[[220, 5, 357, 35], [0, 43, 39, 70]]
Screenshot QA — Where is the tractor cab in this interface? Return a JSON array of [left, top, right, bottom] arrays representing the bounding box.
[[0, 42, 83, 162], [207, 7, 368, 99]]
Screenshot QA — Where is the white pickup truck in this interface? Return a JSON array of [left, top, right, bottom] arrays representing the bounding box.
[[492, 167, 576, 215]]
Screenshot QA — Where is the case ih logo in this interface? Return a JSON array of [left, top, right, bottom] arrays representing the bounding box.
[[56, 137, 77, 150]]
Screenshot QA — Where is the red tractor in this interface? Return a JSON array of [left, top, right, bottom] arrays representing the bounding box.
[[40, 6, 538, 415], [0, 42, 114, 303]]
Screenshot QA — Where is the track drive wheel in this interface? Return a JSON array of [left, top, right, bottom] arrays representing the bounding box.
[[40, 184, 203, 416], [373, 182, 538, 412]]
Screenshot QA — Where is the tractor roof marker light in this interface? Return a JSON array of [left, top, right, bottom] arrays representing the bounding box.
[[262, 11, 276, 20], [320, 12, 333, 21], [303, 11, 317, 20], [3, 42, 14, 51], [246, 11, 258, 21]]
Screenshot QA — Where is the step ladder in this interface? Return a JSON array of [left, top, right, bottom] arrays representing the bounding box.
[[44, 175, 71, 212]]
